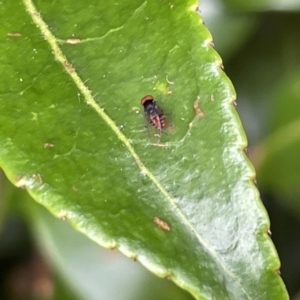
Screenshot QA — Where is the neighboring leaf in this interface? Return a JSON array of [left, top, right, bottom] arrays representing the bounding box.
[[250, 71, 300, 215], [222, 0, 300, 11], [0, 0, 288, 299], [200, 0, 259, 59]]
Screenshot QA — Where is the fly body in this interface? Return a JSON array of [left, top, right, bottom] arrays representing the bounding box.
[[140, 95, 173, 143], [141, 95, 166, 130]]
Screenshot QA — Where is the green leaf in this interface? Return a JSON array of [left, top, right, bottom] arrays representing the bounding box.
[[0, 0, 288, 299]]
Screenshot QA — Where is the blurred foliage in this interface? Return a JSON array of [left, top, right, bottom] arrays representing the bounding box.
[[1, 0, 300, 299], [222, 0, 300, 11]]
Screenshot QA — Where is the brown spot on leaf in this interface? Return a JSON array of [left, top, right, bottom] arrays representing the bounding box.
[[153, 217, 170, 231], [15, 175, 27, 189], [64, 61, 74, 73], [193, 98, 204, 118], [61, 215, 68, 221]]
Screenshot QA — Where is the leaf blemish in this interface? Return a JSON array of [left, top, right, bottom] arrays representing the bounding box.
[[31, 112, 38, 120], [166, 75, 174, 85], [57, 210, 69, 221], [203, 38, 213, 47], [61, 215, 68, 221], [7, 32, 22, 37], [276, 269, 281, 275], [15, 175, 27, 189], [185, 97, 205, 134], [149, 142, 170, 148], [190, 4, 199, 12], [72, 186, 78, 192], [130, 255, 137, 261], [153, 217, 170, 231], [32, 173, 43, 184], [43, 143, 54, 148], [193, 97, 204, 118], [132, 106, 140, 114], [15, 174, 37, 189], [65, 38, 81, 45], [64, 61, 75, 73], [135, 157, 143, 168]]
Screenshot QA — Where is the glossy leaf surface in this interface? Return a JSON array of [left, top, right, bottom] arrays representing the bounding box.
[[0, 0, 288, 299]]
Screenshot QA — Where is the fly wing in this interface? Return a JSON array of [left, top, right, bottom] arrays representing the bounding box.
[[155, 103, 175, 134], [163, 118, 175, 134], [147, 124, 161, 144]]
